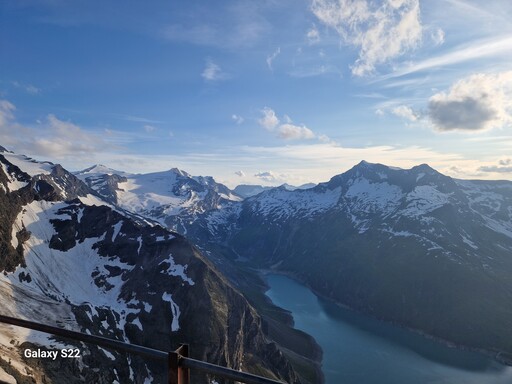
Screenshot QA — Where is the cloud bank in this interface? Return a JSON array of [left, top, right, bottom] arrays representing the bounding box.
[[0, 99, 114, 161], [478, 158, 512, 173]]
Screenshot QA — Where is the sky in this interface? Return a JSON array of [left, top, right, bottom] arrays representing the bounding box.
[[1, 0, 512, 188]]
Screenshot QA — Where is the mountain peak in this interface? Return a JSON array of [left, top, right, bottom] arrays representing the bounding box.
[[348, 160, 391, 175], [411, 163, 437, 174], [76, 164, 126, 177], [169, 167, 191, 178], [0, 145, 12, 153], [356, 160, 372, 167]]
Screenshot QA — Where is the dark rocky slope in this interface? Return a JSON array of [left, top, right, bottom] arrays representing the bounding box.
[[0, 148, 300, 384], [184, 162, 512, 365]]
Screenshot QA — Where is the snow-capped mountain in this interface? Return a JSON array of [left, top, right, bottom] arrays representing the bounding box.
[[75, 166, 242, 233], [0, 148, 299, 384], [232, 184, 273, 198], [233, 183, 317, 198], [184, 161, 512, 365]]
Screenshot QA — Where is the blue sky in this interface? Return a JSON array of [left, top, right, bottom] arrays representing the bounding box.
[[1, 0, 512, 187]]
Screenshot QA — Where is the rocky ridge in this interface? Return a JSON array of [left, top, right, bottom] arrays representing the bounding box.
[[0, 148, 300, 384]]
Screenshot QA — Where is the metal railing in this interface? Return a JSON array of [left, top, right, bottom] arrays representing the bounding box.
[[0, 314, 286, 384]]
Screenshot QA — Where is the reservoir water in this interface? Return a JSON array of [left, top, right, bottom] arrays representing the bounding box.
[[265, 274, 512, 384]]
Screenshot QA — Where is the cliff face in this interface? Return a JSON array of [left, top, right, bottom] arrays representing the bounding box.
[[0, 149, 300, 384]]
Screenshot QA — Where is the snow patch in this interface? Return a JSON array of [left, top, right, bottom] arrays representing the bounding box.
[[131, 317, 143, 331], [0, 367, 16, 384], [162, 292, 180, 332], [159, 255, 194, 285], [401, 185, 451, 218], [1, 153, 53, 177], [251, 186, 342, 220], [99, 347, 116, 361], [111, 221, 123, 241]]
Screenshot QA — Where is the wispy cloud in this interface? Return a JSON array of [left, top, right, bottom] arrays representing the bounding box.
[[311, 0, 423, 76], [232, 114, 244, 124], [238, 142, 492, 183], [288, 64, 340, 78], [266, 47, 281, 71], [0, 99, 117, 163], [306, 25, 320, 44], [115, 114, 165, 124], [430, 27, 445, 46], [380, 35, 512, 80], [161, 1, 270, 49], [391, 105, 419, 121], [0, 100, 15, 127], [12, 81, 40, 95], [201, 58, 227, 81]]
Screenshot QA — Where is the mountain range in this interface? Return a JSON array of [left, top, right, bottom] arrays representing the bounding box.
[[2, 146, 512, 383], [212, 161, 512, 364], [0, 148, 300, 384], [76, 157, 512, 365]]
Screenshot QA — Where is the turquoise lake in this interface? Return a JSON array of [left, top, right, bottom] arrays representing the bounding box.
[[265, 274, 512, 384]]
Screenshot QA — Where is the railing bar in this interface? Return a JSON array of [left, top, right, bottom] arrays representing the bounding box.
[[0, 314, 286, 384], [0, 314, 167, 361], [181, 356, 286, 384]]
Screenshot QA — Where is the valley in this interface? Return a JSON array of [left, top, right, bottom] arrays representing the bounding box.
[[2, 146, 512, 383]]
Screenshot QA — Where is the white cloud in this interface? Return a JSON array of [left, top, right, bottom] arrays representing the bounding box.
[[241, 142, 485, 183], [254, 171, 280, 182], [478, 158, 512, 174], [307, 26, 320, 44], [266, 47, 281, 71], [288, 64, 340, 78], [32, 114, 109, 157], [0, 100, 15, 127], [0, 100, 115, 161], [117, 114, 164, 124], [201, 59, 225, 81], [311, 0, 422, 76], [161, 2, 270, 49], [258, 108, 317, 141], [258, 107, 280, 130], [235, 170, 246, 177], [392, 105, 418, 121], [232, 114, 244, 124], [144, 124, 156, 132], [427, 71, 512, 132], [430, 27, 445, 46], [12, 81, 40, 95], [380, 35, 512, 81], [277, 123, 315, 140]]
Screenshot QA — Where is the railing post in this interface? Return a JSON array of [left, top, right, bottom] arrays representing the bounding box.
[[168, 344, 190, 384], [168, 350, 179, 384], [176, 344, 190, 384]]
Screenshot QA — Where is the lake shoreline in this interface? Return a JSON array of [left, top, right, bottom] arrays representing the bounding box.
[[258, 268, 512, 369], [232, 266, 324, 384]]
